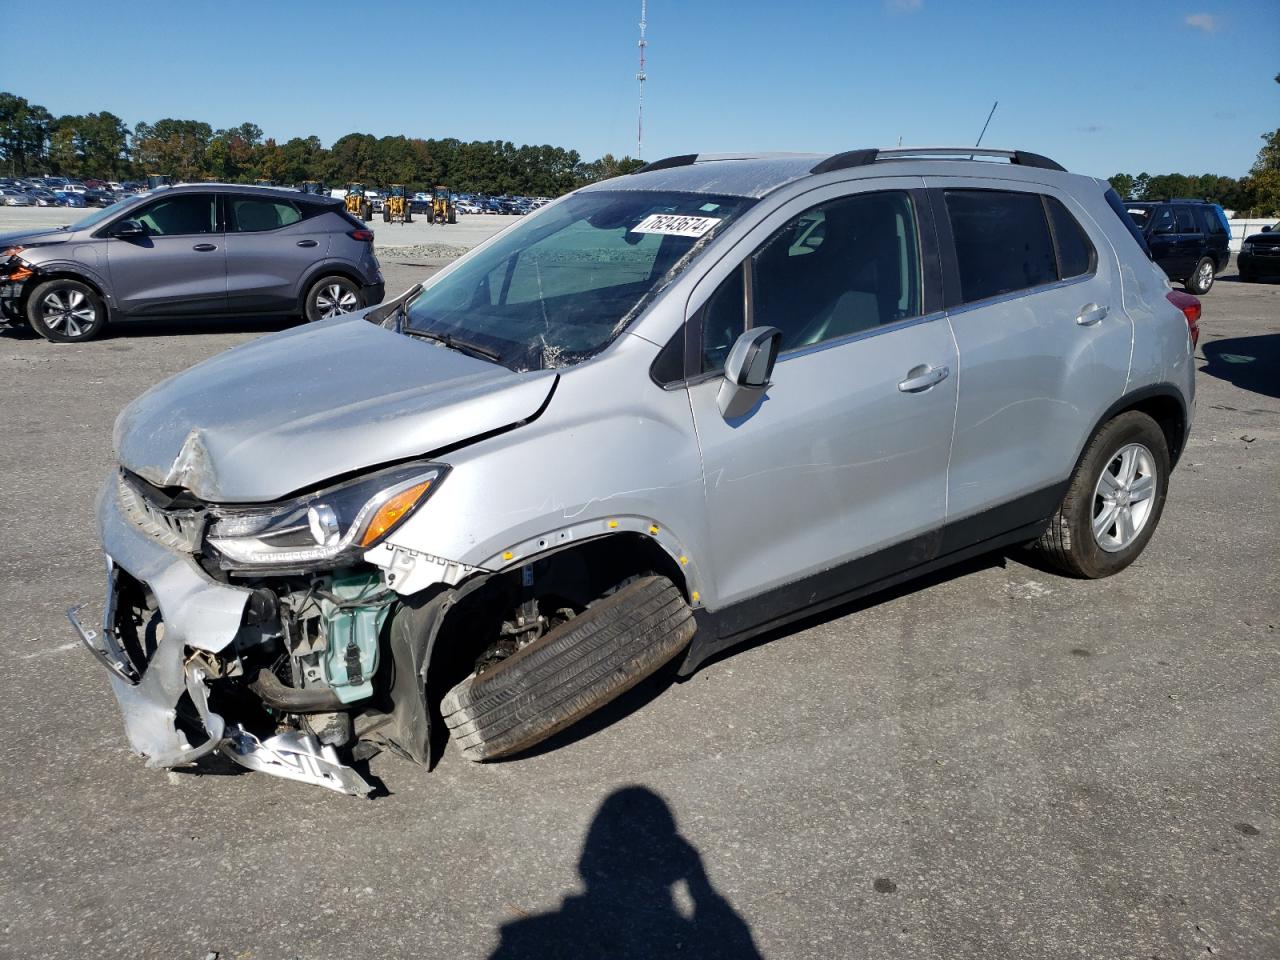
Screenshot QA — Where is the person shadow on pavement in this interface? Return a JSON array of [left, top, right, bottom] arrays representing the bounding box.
[[490, 786, 763, 959]]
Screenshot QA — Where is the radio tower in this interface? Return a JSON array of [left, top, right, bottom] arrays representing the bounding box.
[[636, 1, 648, 160]]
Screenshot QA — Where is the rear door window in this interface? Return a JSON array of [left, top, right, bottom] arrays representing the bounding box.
[[228, 196, 304, 232], [944, 190, 1057, 303], [1174, 206, 1199, 234]]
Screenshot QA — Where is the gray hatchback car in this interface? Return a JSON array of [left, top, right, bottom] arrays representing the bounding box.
[[72, 147, 1197, 795], [0, 183, 385, 341]]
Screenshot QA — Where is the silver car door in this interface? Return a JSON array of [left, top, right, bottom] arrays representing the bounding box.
[[686, 180, 957, 610], [928, 178, 1133, 529]]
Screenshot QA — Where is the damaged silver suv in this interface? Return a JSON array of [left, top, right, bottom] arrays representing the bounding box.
[[72, 148, 1198, 795]]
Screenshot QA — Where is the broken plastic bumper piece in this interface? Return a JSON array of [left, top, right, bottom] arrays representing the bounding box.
[[224, 727, 372, 797], [72, 472, 374, 796]]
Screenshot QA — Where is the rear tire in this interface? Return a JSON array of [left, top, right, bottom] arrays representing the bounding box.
[[1034, 411, 1170, 579], [26, 278, 107, 342], [441, 575, 696, 762], [304, 275, 362, 322], [1185, 256, 1215, 294]]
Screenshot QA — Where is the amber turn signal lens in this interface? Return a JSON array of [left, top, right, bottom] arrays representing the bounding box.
[[359, 480, 433, 547], [8, 265, 32, 282]]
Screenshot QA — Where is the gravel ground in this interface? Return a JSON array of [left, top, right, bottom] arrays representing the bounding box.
[[0, 264, 1276, 959]]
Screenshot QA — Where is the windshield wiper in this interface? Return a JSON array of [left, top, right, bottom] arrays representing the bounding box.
[[402, 327, 504, 364]]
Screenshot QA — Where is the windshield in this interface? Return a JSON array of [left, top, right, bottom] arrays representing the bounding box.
[[69, 195, 144, 231], [404, 189, 755, 370]]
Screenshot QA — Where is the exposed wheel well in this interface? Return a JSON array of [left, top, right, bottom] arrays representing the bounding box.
[[423, 533, 689, 727]]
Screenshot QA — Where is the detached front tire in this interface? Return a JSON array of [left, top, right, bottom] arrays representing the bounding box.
[[441, 575, 696, 762], [26, 278, 107, 342], [1035, 411, 1170, 579]]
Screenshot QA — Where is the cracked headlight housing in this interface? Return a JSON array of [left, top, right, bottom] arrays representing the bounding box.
[[206, 463, 446, 570]]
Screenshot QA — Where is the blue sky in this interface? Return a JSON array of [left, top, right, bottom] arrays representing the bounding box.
[[4, 0, 1277, 177]]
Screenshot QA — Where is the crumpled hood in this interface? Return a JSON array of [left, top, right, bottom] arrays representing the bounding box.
[[0, 227, 71, 249], [114, 316, 557, 502]]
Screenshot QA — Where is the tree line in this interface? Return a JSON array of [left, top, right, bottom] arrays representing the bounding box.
[[0, 91, 644, 195], [1107, 129, 1280, 218], [3, 88, 1277, 212]]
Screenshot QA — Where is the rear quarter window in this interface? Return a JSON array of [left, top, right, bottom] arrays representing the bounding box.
[[1045, 197, 1097, 279]]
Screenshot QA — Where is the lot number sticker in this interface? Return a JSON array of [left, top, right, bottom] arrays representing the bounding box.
[[631, 214, 722, 238]]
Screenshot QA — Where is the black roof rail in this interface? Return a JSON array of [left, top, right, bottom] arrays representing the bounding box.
[[632, 154, 698, 174], [810, 146, 1067, 175], [809, 149, 878, 175]]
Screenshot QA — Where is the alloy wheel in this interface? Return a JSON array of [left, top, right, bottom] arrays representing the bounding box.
[[314, 283, 359, 319], [40, 289, 98, 338], [1091, 442, 1157, 552], [1198, 260, 1214, 289]]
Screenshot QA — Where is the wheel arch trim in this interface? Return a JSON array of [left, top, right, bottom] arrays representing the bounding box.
[[1079, 382, 1190, 472]]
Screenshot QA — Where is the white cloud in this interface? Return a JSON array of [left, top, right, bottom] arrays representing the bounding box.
[[887, 0, 923, 12], [1184, 13, 1219, 33]]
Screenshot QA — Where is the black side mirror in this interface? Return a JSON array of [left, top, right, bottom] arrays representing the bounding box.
[[111, 219, 147, 239], [717, 326, 781, 419], [1263, 225, 1273, 233]]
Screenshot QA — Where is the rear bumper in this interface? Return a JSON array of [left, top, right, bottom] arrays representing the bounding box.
[[363, 280, 386, 306]]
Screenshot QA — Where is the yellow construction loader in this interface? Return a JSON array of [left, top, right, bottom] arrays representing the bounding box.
[[383, 184, 413, 224], [430, 185, 456, 224], [345, 183, 373, 222]]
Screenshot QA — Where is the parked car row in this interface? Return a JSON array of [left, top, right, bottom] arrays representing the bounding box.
[[0, 175, 148, 208]]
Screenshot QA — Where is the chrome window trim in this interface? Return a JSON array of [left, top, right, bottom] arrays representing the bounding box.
[[776, 309, 948, 363], [945, 271, 1095, 319]]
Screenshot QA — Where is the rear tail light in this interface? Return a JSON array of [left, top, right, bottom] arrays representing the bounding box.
[[348, 229, 374, 242], [1166, 290, 1201, 348]]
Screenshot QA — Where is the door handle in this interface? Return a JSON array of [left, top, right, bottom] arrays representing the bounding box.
[[192, 243, 218, 252], [1076, 303, 1108, 326], [898, 364, 950, 393], [296, 239, 318, 247]]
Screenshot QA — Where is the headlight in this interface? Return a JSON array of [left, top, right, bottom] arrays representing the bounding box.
[[1240, 242, 1254, 254], [206, 463, 447, 569]]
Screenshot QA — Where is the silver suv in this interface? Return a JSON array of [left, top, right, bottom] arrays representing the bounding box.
[[0, 183, 385, 341], [71, 148, 1197, 795]]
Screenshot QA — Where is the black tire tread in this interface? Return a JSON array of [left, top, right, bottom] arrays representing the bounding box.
[[441, 576, 695, 761]]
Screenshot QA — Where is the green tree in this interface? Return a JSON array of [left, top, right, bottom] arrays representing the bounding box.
[[1243, 128, 1280, 216], [1108, 173, 1136, 198]]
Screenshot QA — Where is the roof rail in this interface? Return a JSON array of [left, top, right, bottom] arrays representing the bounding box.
[[632, 154, 698, 174], [809, 147, 1067, 175]]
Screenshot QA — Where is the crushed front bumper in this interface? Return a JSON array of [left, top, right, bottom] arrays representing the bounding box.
[[69, 473, 372, 796]]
